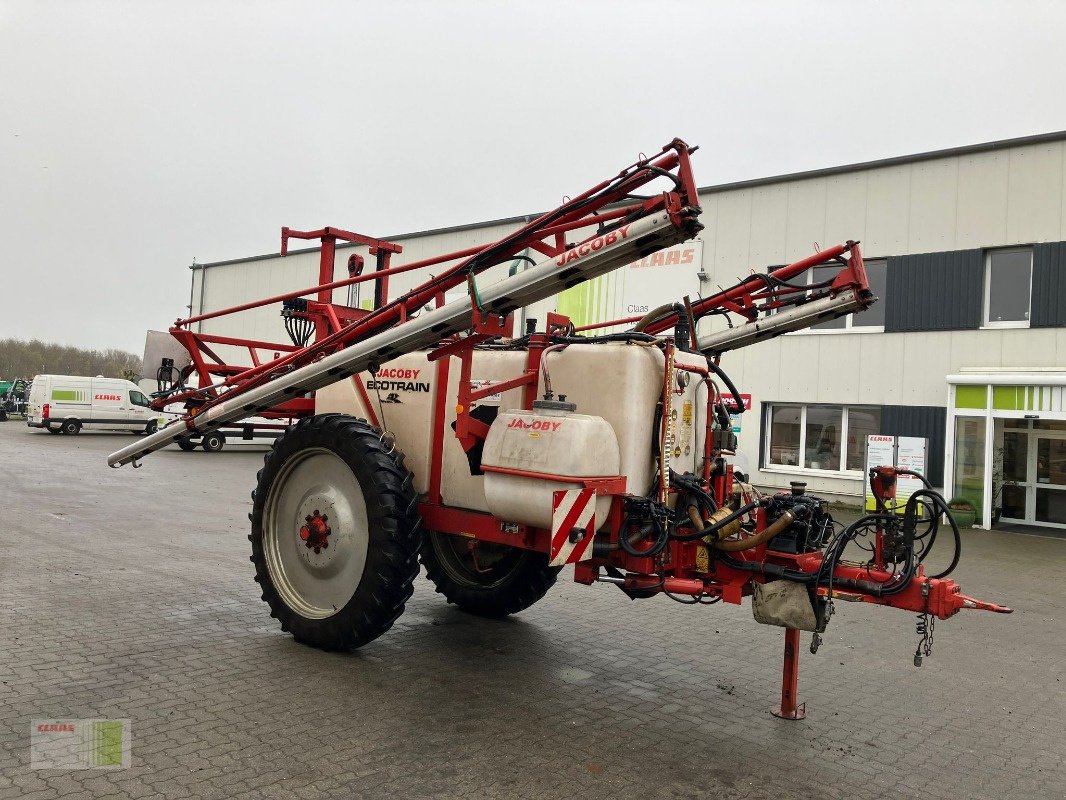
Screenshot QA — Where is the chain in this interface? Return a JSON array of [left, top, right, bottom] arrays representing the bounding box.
[[913, 580, 934, 667]]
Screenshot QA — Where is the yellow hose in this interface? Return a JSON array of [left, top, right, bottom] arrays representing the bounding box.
[[712, 511, 795, 552], [687, 505, 796, 552], [633, 303, 676, 332]]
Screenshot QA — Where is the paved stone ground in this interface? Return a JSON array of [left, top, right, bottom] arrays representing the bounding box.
[[0, 422, 1063, 800]]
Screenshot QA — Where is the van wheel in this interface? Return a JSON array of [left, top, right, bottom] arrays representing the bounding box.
[[47, 426, 62, 435], [61, 419, 82, 435], [144, 420, 158, 435], [177, 437, 197, 451], [202, 432, 225, 452]]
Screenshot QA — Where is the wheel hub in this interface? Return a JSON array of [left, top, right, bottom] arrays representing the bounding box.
[[299, 510, 331, 553]]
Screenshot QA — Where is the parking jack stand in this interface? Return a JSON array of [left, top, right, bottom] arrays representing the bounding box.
[[771, 627, 806, 720]]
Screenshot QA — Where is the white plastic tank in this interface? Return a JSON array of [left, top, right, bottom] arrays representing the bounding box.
[[481, 400, 620, 528], [316, 343, 710, 521]]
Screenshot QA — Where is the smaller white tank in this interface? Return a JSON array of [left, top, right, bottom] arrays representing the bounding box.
[[481, 399, 620, 529]]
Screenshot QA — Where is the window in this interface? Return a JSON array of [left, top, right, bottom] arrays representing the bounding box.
[[805, 259, 887, 332], [130, 391, 151, 408], [764, 403, 882, 473], [983, 248, 1031, 327], [845, 407, 880, 471]]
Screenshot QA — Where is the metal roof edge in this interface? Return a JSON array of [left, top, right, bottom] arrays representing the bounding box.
[[696, 129, 1066, 195], [948, 371, 1066, 386], [192, 129, 1066, 270]]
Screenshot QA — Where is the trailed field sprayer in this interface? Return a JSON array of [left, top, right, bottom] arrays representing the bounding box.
[[111, 139, 1010, 718]]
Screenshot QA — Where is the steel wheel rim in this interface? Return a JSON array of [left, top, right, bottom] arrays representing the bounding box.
[[430, 533, 521, 589], [263, 447, 369, 619]]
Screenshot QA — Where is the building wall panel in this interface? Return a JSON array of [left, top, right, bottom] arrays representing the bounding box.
[[823, 172, 869, 250], [884, 249, 983, 331], [814, 335, 859, 405], [769, 335, 824, 402], [900, 331, 952, 405], [907, 159, 958, 252], [1006, 143, 1064, 244], [712, 189, 753, 275], [784, 178, 827, 257], [999, 328, 1060, 368], [856, 333, 903, 405], [863, 165, 911, 255], [955, 152, 1009, 248], [747, 185, 789, 269], [949, 329, 1000, 371], [1031, 241, 1066, 327], [695, 194, 718, 276]]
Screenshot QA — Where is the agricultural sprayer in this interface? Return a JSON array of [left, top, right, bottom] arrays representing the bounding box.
[[111, 139, 1010, 718]]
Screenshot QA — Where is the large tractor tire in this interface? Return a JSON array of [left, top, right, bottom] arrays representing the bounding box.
[[420, 532, 560, 618], [249, 414, 422, 650]]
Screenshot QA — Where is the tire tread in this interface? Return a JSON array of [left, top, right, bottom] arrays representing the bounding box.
[[249, 414, 422, 650]]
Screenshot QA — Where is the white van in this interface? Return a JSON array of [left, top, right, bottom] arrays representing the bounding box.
[[26, 375, 164, 435]]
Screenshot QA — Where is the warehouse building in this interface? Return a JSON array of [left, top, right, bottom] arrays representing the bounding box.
[[186, 130, 1066, 532]]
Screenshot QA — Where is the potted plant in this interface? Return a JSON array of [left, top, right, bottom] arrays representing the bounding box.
[[946, 497, 977, 528]]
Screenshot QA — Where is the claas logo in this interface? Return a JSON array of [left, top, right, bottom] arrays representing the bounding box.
[[94, 394, 122, 401]]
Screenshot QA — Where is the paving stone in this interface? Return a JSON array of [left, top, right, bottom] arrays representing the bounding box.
[[0, 425, 1063, 799]]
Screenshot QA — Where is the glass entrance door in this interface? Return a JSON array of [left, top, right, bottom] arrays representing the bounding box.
[[998, 421, 1066, 528], [999, 428, 1028, 521], [1035, 435, 1066, 524]]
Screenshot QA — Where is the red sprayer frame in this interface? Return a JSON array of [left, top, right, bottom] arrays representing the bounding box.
[[124, 138, 1010, 721]]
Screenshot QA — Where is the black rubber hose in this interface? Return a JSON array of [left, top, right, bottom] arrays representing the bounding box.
[[706, 361, 745, 415], [716, 551, 817, 584], [908, 488, 961, 579], [548, 332, 659, 345], [619, 516, 668, 557], [670, 472, 718, 512]]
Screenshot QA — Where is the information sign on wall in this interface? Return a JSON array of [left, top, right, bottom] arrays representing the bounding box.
[[864, 435, 928, 513]]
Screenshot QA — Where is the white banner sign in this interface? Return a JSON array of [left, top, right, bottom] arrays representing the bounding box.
[[864, 434, 928, 513]]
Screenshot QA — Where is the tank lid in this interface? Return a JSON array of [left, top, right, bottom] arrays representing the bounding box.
[[533, 398, 577, 412]]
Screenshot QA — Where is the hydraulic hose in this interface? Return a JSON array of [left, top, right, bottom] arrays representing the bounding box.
[[706, 361, 745, 415], [548, 332, 659, 345], [539, 344, 569, 399], [682, 502, 795, 552], [633, 303, 677, 332], [711, 510, 795, 552], [670, 499, 762, 542], [617, 516, 669, 558], [909, 488, 961, 579]]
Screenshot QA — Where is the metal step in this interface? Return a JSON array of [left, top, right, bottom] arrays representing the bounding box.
[[109, 209, 699, 467]]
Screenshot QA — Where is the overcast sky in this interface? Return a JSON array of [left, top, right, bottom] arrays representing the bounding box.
[[1, 0, 1064, 354]]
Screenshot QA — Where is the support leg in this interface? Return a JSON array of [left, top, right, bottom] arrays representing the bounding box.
[[770, 626, 806, 720]]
